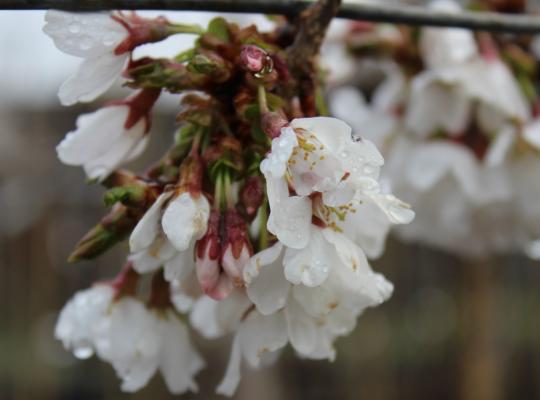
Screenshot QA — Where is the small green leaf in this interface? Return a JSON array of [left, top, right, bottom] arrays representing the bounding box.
[[207, 17, 230, 43]]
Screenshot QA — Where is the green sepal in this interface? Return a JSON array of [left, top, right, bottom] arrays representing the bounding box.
[[206, 17, 230, 43]]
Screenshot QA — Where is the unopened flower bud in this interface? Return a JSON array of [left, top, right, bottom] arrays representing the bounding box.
[[187, 52, 232, 82], [196, 211, 222, 294], [241, 176, 264, 218], [68, 204, 137, 262], [261, 111, 288, 139], [221, 209, 253, 287], [240, 45, 273, 78]]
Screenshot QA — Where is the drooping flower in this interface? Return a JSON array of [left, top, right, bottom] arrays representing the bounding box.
[[55, 284, 115, 360], [129, 189, 211, 282], [43, 11, 131, 105], [260, 117, 414, 250], [93, 296, 203, 394], [43, 11, 195, 105], [56, 89, 160, 181], [189, 290, 287, 396]]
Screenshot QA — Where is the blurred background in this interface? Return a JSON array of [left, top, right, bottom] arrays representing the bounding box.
[[2, 2, 540, 400]]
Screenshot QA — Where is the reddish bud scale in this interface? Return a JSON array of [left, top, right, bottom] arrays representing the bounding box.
[[478, 32, 500, 62], [223, 209, 253, 260], [312, 215, 327, 229], [149, 270, 173, 309], [349, 21, 376, 34], [240, 176, 264, 218], [105, 88, 161, 132], [109, 262, 140, 300], [178, 153, 204, 194], [271, 54, 291, 83], [533, 101, 540, 118], [196, 210, 221, 261], [112, 13, 170, 55], [261, 112, 288, 139], [451, 127, 490, 161]]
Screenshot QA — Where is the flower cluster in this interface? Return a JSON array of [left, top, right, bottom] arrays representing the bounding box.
[[329, 0, 540, 259], [47, 10, 414, 396]]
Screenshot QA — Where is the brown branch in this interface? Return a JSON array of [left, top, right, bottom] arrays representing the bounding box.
[[286, 0, 342, 77]]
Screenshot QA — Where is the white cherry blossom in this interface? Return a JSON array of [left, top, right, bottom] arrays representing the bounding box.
[[94, 299, 203, 394], [55, 284, 115, 360], [260, 117, 414, 250], [43, 11, 130, 105], [129, 190, 210, 282], [57, 104, 148, 181]]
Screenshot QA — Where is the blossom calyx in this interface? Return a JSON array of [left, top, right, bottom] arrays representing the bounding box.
[[69, 204, 138, 262]]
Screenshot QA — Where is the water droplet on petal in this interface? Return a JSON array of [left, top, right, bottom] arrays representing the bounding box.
[[102, 33, 116, 47], [68, 23, 81, 34], [74, 346, 94, 359], [80, 37, 94, 51]]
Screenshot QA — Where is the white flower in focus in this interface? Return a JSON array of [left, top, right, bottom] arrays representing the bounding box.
[[57, 103, 149, 181], [55, 284, 115, 360], [260, 117, 413, 250], [129, 190, 210, 283], [43, 11, 130, 105]]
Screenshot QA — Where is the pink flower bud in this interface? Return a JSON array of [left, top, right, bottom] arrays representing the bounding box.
[[240, 176, 264, 218], [195, 211, 221, 295], [221, 209, 253, 287], [240, 45, 273, 77], [261, 111, 288, 139]]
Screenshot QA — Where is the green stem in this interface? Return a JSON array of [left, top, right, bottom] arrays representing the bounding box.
[[258, 201, 269, 251], [167, 23, 205, 35], [214, 172, 223, 210], [258, 85, 269, 114], [223, 172, 234, 209]]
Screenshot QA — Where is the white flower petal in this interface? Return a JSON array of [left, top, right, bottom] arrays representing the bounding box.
[[283, 228, 333, 287], [129, 192, 173, 253], [43, 11, 127, 58], [260, 127, 298, 178], [59, 53, 128, 105], [55, 284, 114, 359], [159, 313, 204, 394], [291, 117, 351, 153], [216, 334, 242, 396], [284, 299, 318, 356], [163, 245, 195, 283], [239, 311, 288, 368], [265, 175, 311, 249], [246, 244, 290, 315], [162, 193, 210, 252], [523, 119, 540, 151], [371, 193, 415, 224]]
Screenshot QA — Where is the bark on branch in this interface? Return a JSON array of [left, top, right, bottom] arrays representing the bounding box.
[[3, 1, 540, 34]]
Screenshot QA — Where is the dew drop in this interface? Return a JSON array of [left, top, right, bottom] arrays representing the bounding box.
[[74, 346, 94, 360], [102, 33, 116, 47], [363, 165, 376, 175], [80, 37, 94, 51], [68, 23, 81, 34]]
